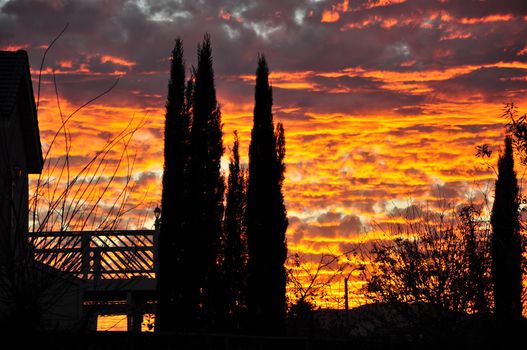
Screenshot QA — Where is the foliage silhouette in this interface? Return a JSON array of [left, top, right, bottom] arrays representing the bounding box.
[[220, 131, 247, 331], [364, 201, 492, 336], [246, 55, 288, 335], [491, 136, 522, 323], [187, 34, 225, 330], [155, 38, 192, 332]]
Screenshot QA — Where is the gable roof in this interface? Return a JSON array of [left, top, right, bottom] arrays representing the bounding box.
[[0, 50, 27, 119], [0, 50, 43, 173]]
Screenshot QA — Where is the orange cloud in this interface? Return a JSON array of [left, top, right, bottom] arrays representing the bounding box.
[[30, 66, 124, 76], [100, 55, 136, 68], [460, 14, 515, 25], [321, 10, 340, 23], [235, 61, 527, 97], [381, 18, 398, 29], [33, 87, 527, 309], [219, 8, 231, 21], [362, 0, 407, 10], [58, 60, 74, 68], [29, 41, 527, 309], [321, 0, 350, 23], [440, 30, 472, 41], [218, 8, 243, 22], [239, 71, 320, 91], [0, 44, 28, 51]]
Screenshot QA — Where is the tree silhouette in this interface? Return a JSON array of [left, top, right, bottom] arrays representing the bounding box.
[[458, 204, 491, 315], [246, 55, 288, 335], [187, 34, 224, 330], [155, 38, 192, 332], [491, 136, 522, 323], [365, 201, 492, 336], [221, 131, 247, 331]]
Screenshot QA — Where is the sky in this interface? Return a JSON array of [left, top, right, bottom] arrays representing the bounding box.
[[1, 0, 527, 307]]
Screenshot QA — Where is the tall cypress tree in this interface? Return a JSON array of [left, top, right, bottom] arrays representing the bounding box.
[[246, 55, 288, 335], [491, 136, 522, 323], [222, 131, 247, 330], [187, 34, 224, 329], [156, 38, 192, 332]]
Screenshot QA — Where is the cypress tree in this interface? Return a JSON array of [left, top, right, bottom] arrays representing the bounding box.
[[222, 131, 247, 330], [491, 136, 522, 323], [187, 34, 224, 329], [246, 55, 288, 335], [156, 38, 192, 332]]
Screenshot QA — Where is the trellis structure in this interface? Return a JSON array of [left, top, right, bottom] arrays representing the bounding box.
[[29, 226, 159, 332], [31, 229, 157, 280]]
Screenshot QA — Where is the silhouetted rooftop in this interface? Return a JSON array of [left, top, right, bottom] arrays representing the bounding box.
[[0, 50, 29, 119], [0, 49, 43, 173]]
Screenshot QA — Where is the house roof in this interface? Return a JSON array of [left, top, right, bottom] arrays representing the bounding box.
[[0, 50, 43, 173], [0, 50, 27, 119]]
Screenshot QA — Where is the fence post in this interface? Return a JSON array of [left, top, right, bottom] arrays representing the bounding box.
[[81, 231, 91, 280], [93, 248, 101, 281], [153, 206, 161, 273]]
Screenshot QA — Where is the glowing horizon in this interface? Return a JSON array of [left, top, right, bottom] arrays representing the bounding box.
[[2, 0, 527, 310]]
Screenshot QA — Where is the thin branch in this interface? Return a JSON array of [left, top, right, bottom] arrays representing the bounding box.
[[37, 23, 69, 111]]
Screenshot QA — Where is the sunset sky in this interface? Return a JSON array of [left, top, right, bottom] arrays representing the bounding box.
[[2, 0, 527, 307]]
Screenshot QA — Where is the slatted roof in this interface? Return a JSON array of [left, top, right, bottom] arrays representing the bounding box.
[[0, 50, 43, 173], [0, 50, 27, 119]]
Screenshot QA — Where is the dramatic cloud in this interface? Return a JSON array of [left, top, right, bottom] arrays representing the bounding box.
[[2, 0, 526, 307]]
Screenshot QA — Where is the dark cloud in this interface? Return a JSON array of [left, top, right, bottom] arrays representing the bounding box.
[[317, 211, 342, 224], [289, 212, 363, 245], [431, 67, 527, 102], [135, 170, 160, 188], [430, 182, 463, 200], [388, 203, 426, 220], [395, 106, 424, 115], [1, 0, 525, 112], [338, 214, 363, 235]]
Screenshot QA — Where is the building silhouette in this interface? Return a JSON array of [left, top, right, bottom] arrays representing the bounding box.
[[0, 50, 43, 262]]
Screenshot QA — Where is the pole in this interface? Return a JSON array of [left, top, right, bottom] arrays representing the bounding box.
[[153, 206, 161, 273], [344, 277, 349, 312]]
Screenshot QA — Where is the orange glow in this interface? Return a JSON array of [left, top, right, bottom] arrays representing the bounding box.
[[142, 314, 155, 332], [381, 18, 398, 29], [0, 44, 28, 51], [219, 8, 231, 21], [440, 30, 472, 41], [100, 55, 136, 68], [340, 18, 378, 30], [400, 60, 416, 67], [33, 87, 527, 309], [97, 315, 128, 331], [30, 66, 124, 76], [321, 10, 340, 23], [240, 71, 320, 90], [236, 61, 527, 97], [57, 60, 74, 68], [363, 0, 407, 10], [338, 0, 350, 12], [27, 20, 527, 310], [218, 8, 242, 22], [460, 14, 515, 24], [321, 0, 349, 23]]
